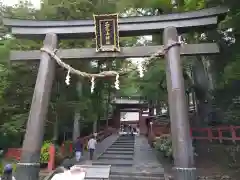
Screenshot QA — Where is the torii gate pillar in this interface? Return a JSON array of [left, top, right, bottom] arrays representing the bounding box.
[[164, 27, 196, 180], [16, 33, 57, 180]]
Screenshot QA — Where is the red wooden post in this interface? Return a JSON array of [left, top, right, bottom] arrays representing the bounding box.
[[69, 143, 73, 153], [230, 126, 236, 143], [206, 128, 213, 142], [47, 144, 55, 171], [218, 128, 223, 143], [61, 143, 65, 154]]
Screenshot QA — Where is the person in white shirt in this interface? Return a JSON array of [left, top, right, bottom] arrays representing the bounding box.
[[87, 135, 97, 160]]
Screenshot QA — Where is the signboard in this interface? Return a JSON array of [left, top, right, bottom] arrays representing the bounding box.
[[93, 13, 120, 52]]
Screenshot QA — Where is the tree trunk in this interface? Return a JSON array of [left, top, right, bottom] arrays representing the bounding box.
[[72, 111, 80, 142], [53, 114, 59, 144], [148, 99, 154, 116], [73, 81, 82, 141], [93, 121, 97, 133], [155, 100, 162, 115]]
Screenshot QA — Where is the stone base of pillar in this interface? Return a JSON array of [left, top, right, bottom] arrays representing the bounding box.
[[15, 163, 40, 180], [173, 167, 197, 180]]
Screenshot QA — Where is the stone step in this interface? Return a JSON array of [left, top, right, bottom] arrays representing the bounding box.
[[118, 135, 135, 138], [114, 142, 134, 145], [113, 141, 134, 144], [117, 138, 135, 141], [93, 159, 133, 167], [112, 142, 134, 145], [99, 154, 133, 160], [111, 171, 165, 178], [117, 139, 135, 141], [110, 174, 165, 180], [104, 150, 134, 155], [119, 135, 135, 137], [111, 143, 134, 147], [108, 147, 134, 151], [114, 140, 135, 144], [117, 137, 135, 139], [116, 140, 134, 142], [111, 145, 134, 148]]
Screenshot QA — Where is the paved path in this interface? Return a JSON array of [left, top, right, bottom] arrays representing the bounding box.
[[133, 135, 164, 173], [110, 135, 165, 175]]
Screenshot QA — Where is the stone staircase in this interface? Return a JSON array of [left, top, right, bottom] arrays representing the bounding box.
[[93, 135, 135, 167], [40, 135, 165, 180], [94, 135, 165, 180]]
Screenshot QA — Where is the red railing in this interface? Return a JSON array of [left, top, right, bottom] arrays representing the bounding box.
[[150, 124, 240, 143], [60, 127, 115, 154], [4, 127, 116, 171], [5, 148, 21, 161], [190, 125, 240, 143]]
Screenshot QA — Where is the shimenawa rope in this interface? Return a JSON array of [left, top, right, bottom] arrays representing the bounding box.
[[40, 39, 182, 92]]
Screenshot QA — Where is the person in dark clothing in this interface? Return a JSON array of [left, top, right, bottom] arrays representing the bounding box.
[[1, 164, 15, 180], [74, 138, 82, 162]]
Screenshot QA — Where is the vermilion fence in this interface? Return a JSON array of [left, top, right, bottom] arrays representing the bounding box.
[[60, 127, 115, 154], [4, 127, 116, 169], [190, 125, 240, 143], [6, 126, 240, 165], [151, 125, 240, 143], [5, 148, 21, 161]]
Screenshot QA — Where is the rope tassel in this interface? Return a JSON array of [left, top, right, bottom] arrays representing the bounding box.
[[115, 74, 120, 90], [65, 69, 71, 85], [137, 60, 144, 78], [91, 77, 95, 93]]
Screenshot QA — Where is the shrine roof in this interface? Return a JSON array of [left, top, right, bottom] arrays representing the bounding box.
[[111, 96, 147, 107]]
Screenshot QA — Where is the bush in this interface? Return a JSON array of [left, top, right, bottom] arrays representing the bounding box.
[[40, 141, 51, 164], [154, 134, 173, 158], [0, 163, 3, 175]]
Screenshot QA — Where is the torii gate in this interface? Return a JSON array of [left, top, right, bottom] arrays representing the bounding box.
[[3, 6, 227, 180]]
